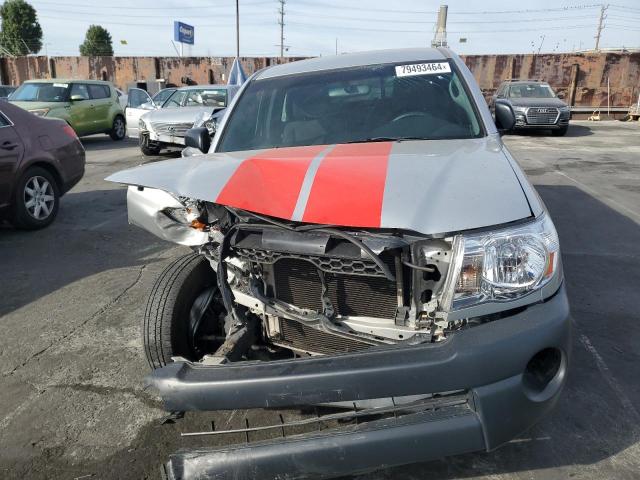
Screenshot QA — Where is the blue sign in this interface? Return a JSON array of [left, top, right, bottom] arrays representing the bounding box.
[[174, 21, 194, 45]]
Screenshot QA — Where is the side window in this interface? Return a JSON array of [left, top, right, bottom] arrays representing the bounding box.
[[128, 88, 152, 108], [89, 85, 110, 99], [70, 84, 90, 100], [496, 84, 505, 97]]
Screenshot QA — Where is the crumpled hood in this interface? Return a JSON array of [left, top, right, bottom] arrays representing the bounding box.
[[509, 97, 567, 108], [106, 137, 532, 235], [141, 106, 214, 124]]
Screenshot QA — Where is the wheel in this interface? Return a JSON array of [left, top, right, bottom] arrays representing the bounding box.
[[109, 115, 126, 140], [139, 134, 161, 156], [143, 253, 226, 370], [12, 166, 60, 230], [140, 144, 161, 156], [552, 126, 568, 136]]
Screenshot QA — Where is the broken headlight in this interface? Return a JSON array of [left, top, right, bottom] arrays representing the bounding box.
[[163, 202, 207, 230], [446, 214, 560, 310]]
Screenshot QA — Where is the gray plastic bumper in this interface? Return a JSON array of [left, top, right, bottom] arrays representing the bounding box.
[[153, 285, 571, 480]]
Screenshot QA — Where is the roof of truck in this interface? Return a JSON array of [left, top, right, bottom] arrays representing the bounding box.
[[255, 48, 451, 80]]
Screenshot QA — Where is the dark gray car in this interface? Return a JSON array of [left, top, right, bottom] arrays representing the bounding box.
[[491, 80, 570, 135]]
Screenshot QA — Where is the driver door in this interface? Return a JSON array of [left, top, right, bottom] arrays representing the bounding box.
[[125, 88, 153, 138], [68, 83, 93, 135]]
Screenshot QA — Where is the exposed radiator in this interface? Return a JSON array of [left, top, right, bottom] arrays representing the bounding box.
[[277, 318, 373, 355], [273, 257, 398, 319]]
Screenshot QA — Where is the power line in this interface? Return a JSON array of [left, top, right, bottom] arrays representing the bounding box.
[[20, 0, 274, 10], [286, 21, 598, 35], [285, 10, 596, 24]]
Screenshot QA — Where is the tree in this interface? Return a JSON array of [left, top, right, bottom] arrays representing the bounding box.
[[0, 0, 43, 55], [79, 25, 113, 56]]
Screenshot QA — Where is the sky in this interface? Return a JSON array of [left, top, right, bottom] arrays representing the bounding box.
[[9, 0, 640, 57]]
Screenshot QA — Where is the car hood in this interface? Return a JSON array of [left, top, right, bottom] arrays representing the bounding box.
[[106, 137, 532, 235], [142, 106, 214, 123], [9, 100, 67, 110], [508, 97, 567, 108]]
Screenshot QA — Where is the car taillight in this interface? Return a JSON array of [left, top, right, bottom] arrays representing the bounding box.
[[62, 124, 78, 139]]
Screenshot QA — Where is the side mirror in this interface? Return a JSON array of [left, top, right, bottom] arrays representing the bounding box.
[[556, 92, 565, 99], [494, 100, 515, 134], [184, 127, 211, 153], [70, 94, 86, 102]]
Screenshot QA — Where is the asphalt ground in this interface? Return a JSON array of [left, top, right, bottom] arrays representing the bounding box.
[[1, 121, 639, 479]]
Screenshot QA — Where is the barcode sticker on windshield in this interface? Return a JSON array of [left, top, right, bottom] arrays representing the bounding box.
[[395, 62, 451, 77]]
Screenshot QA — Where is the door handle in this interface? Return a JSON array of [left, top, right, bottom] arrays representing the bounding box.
[[0, 141, 18, 150]]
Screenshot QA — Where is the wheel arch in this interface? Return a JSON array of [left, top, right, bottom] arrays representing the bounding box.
[[21, 160, 64, 193]]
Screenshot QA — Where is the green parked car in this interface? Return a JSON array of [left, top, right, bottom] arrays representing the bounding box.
[[9, 79, 126, 140]]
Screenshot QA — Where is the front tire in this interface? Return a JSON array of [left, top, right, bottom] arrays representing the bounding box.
[[139, 133, 161, 156], [109, 115, 126, 141], [140, 144, 161, 156], [143, 253, 223, 370], [12, 166, 60, 230]]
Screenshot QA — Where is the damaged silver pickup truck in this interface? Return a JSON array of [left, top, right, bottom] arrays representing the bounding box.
[[107, 48, 571, 480]]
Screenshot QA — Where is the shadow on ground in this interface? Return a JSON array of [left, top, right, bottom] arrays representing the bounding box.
[[0, 188, 168, 317], [508, 124, 593, 138]]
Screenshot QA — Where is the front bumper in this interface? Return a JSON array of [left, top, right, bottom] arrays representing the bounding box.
[[153, 285, 571, 480], [148, 130, 186, 146]]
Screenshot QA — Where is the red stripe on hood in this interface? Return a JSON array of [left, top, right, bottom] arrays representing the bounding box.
[[302, 142, 393, 227], [215, 145, 326, 219]]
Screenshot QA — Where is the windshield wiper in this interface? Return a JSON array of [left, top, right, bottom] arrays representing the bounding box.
[[345, 136, 429, 144]]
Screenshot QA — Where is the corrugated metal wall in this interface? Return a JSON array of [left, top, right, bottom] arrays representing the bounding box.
[[1, 52, 638, 107]]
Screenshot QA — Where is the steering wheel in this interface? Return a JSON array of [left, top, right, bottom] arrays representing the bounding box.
[[392, 111, 429, 122]]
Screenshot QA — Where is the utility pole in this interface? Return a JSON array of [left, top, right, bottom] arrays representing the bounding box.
[[594, 4, 608, 51], [431, 5, 448, 48], [236, 0, 240, 58], [278, 0, 286, 59]]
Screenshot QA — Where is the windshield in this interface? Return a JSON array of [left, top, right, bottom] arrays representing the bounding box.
[[11, 82, 69, 102], [218, 61, 482, 152], [508, 83, 556, 99], [153, 88, 175, 106], [164, 88, 227, 108]]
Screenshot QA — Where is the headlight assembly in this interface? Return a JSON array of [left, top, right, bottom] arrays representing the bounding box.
[[512, 106, 528, 114], [445, 214, 560, 311], [139, 119, 147, 131], [559, 106, 570, 112]]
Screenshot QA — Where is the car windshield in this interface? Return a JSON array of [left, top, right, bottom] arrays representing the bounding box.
[[153, 88, 175, 106], [11, 82, 69, 102], [508, 83, 556, 99], [218, 61, 482, 152], [164, 88, 227, 108]]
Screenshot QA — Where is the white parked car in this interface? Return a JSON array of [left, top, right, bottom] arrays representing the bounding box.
[[125, 88, 177, 139], [134, 85, 239, 156]]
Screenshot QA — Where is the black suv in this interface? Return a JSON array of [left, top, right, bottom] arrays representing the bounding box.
[[490, 80, 570, 136]]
